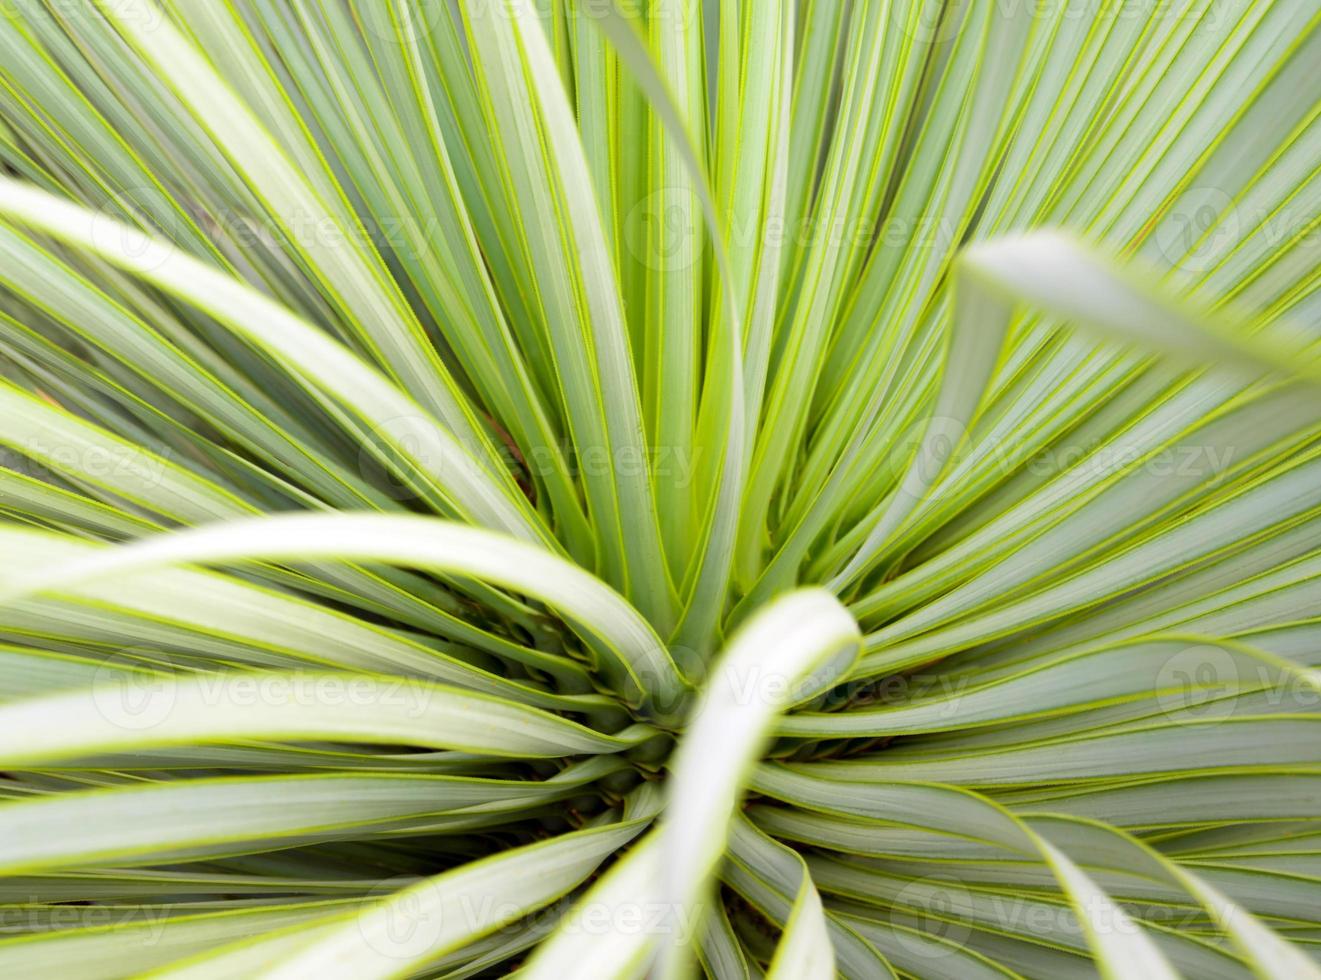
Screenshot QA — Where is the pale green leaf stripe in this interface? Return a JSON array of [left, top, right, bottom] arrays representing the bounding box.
[[147, 891, 563, 980], [521, 831, 665, 979], [0, 223, 377, 509], [0, 525, 592, 707], [695, 899, 753, 980], [1028, 815, 1321, 980], [253, 818, 650, 980], [140, 920, 344, 980], [672, 0, 793, 658], [750, 768, 1179, 977], [583, 0, 761, 661], [0, 899, 352, 980], [580, 2, 735, 313], [0, 869, 368, 905], [802, 716, 1321, 786], [0, 512, 689, 713], [0, 178, 544, 543], [590, 0, 721, 586], [851, 380, 1321, 631], [0, 381, 248, 524], [860, 447, 1321, 671], [834, 911, 1024, 980], [763, 851, 835, 980], [656, 588, 859, 979], [961, 231, 1321, 386], [721, 816, 898, 980], [780, 634, 1321, 737], [836, 228, 1321, 591], [0, 672, 649, 768], [0, 523, 592, 693], [581, 0, 746, 353], [322, 0, 595, 561], [102, 0, 500, 464], [1034, 837, 1178, 979], [462, 0, 673, 628], [827, 206, 1013, 592], [809, 860, 1237, 978], [0, 465, 159, 538], [0, 763, 618, 874], [0, 646, 112, 702], [1009, 772, 1321, 829]]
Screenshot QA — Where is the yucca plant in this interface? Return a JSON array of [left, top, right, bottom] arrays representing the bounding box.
[[0, 0, 1317, 976]]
